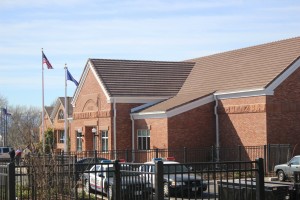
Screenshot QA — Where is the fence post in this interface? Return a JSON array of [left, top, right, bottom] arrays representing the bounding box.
[[255, 158, 265, 200], [155, 160, 164, 200], [94, 150, 97, 159], [263, 145, 267, 174], [184, 147, 187, 163], [211, 146, 215, 162], [155, 148, 159, 158], [7, 162, 15, 200], [238, 145, 242, 161], [267, 144, 271, 172], [288, 144, 291, 160], [114, 160, 121, 200], [125, 149, 129, 162]]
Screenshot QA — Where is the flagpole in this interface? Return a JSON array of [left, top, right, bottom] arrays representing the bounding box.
[[41, 48, 45, 153], [64, 64, 68, 152]]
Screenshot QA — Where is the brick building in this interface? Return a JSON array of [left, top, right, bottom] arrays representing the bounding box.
[[40, 97, 73, 152], [42, 37, 300, 156]]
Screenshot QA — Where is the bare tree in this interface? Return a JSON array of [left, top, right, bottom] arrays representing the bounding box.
[[8, 105, 40, 148]]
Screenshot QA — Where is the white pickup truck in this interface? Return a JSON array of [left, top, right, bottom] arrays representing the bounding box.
[[83, 160, 152, 200]]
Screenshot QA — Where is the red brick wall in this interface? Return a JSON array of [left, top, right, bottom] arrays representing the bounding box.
[[267, 67, 300, 154], [168, 102, 215, 149], [115, 103, 141, 150], [71, 69, 112, 152], [71, 67, 143, 152], [219, 96, 267, 147], [134, 102, 215, 150], [135, 118, 168, 149]]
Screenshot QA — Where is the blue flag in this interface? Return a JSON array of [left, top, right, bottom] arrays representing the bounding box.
[[67, 69, 79, 86]]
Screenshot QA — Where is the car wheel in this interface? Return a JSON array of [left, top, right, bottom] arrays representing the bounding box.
[[163, 183, 170, 197], [108, 185, 113, 200], [277, 170, 286, 181], [196, 189, 203, 197], [84, 180, 90, 193]]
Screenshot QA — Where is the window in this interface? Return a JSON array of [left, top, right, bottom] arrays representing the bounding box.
[[76, 131, 83, 152], [58, 130, 64, 143], [58, 109, 64, 120], [137, 129, 150, 150], [101, 130, 108, 152]]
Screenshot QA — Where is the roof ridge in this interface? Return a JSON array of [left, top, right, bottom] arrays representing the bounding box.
[[89, 58, 195, 64], [186, 36, 300, 61]]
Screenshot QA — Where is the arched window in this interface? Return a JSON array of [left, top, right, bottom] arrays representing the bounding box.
[[58, 109, 64, 120]]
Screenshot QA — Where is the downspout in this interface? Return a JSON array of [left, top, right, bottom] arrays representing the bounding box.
[[113, 99, 117, 159], [214, 94, 220, 162], [130, 114, 135, 162]]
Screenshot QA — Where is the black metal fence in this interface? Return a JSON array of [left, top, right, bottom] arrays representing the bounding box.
[[0, 156, 267, 200], [59, 144, 291, 174]]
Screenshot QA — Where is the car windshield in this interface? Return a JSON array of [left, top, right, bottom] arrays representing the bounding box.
[[100, 167, 114, 178], [289, 157, 300, 165], [163, 164, 189, 174]]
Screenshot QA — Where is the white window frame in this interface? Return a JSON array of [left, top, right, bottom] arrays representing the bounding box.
[[137, 129, 150, 150], [101, 130, 108, 152], [58, 130, 64, 144], [76, 131, 83, 152], [58, 109, 64, 120]]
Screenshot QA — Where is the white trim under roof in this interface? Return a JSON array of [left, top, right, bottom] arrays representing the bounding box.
[[132, 95, 214, 119], [266, 57, 300, 92], [89, 61, 111, 101], [109, 97, 169, 104], [71, 62, 89, 106], [132, 57, 300, 119], [214, 88, 273, 100], [131, 100, 165, 113]]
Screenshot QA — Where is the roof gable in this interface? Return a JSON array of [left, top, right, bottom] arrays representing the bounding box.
[[134, 37, 300, 117], [51, 97, 73, 120], [72, 59, 195, 105], [180, 36, 300, 96], [44, 106, 54, 124], [90, 59, 195, 97]]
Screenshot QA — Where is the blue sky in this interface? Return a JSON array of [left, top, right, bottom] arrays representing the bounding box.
[[0, 0, 300, 108]]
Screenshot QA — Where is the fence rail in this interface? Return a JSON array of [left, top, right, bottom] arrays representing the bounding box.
[[1, 157, 266, 200], [56, 144, 291, 174], [0, 144, 293, 199]]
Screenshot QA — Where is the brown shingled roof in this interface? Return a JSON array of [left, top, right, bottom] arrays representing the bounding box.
[[90, 59, 195, 97], [140, 37, 300, 113], [58, 97, 73, 117], [45, 106, 54, 117]]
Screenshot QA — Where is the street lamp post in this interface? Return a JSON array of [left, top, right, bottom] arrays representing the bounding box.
[[92, 127, 98, 151], [77, 128, 83, 152], [1, 108, 10, 146]]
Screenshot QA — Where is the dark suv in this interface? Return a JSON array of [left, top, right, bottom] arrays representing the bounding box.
[[139, 158, 207, 197]]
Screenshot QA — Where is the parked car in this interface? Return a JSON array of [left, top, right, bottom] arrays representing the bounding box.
[[0, 146, 13, 159], [83, 160, 152, 199], [274, 155, 300, 181], [139, 157, 207, 197], [75, 157, 108, 180]]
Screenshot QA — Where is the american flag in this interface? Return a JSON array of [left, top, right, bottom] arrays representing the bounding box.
[[42, 52, 53, 69]]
